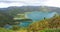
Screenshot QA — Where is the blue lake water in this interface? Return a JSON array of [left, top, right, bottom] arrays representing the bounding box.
[[18, 22, 32, 27], [26, 12, 56, 21]]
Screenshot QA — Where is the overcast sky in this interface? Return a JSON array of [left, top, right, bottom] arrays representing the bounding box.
[[0, 0, 60, 8]]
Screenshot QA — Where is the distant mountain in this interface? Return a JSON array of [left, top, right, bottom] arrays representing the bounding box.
[[0, 6, 60, 17]]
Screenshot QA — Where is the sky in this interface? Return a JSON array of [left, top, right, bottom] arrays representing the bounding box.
[[0, 0, 60, 8]]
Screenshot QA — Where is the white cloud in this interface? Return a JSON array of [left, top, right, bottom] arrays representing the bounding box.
[[0, 0, 41, 8], [0, 3, 25, 8], [0, 0, 60, 8], [43, 0, 60, 7]]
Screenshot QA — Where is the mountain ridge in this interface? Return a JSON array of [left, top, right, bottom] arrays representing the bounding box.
[[0, 6, 60, 17]]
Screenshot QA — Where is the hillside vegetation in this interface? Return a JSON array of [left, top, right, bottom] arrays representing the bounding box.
[[26, 15, 60, 32]]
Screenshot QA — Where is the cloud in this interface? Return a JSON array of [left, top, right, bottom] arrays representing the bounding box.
[[0, 0, 42, 8], [43, 0, 60, 7], [0, 3, 25, 8], [0, 0, 41, 4], [0, 0, 60, 8]]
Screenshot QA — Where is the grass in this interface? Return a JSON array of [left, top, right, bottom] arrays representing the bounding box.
[[0, 27, 60, 32], [38, 28, 60, 32], [0, 28, 14, 32]]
